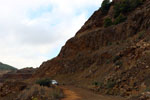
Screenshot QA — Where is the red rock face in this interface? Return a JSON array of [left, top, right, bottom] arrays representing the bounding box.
[[34, 0, 150, 97], [35, 0, 150, 76]]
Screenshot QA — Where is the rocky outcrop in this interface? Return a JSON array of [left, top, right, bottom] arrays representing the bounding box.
[[0, 81, 27, 98], [34, 0, 150, 97], [0, 68, 36, 82], [36, 0, 149, 75]]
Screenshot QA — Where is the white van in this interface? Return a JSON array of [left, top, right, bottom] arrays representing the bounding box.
[[51, 80, 58, 85]]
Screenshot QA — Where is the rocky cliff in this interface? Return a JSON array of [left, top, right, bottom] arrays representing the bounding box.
[[34, 0, 150, 98]]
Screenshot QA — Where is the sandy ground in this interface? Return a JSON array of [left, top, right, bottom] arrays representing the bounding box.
[[61, 86, 127, 100]]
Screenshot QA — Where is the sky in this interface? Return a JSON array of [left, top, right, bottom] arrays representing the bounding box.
[[0, 0, 102, 69]]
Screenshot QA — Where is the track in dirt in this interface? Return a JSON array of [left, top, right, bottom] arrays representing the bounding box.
[[61, 87, 81, 100], [61, 86, 127, 100]]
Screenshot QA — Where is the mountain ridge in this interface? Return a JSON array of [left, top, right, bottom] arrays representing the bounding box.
[[0, 62, 17, 71]]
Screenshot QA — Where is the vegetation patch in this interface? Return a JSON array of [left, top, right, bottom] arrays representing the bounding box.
[[114, 0, 143, 18], [144, 87, 150, 92], [101, 0, 111, 14], [0, 62, 17, 71], [51, 88, 64, 99], [106, 80, 116, 89], [113, 55, 122, 63], [103, 14, 126, 28], [138, 31, 145, 39], [36, 78, 52, 87], [114, 13, 127, 25], [104, 18, 113, 27], [93, 81, 104, 87], [16, 85, 64, 100], [102, 0, 144, 27], [115, 61, 123, 67]]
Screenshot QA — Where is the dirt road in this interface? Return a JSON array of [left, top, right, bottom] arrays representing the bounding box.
[[61, 86, 127, 100]]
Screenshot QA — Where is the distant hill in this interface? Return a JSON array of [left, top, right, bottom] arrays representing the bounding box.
[[0, 62, 17, 71]]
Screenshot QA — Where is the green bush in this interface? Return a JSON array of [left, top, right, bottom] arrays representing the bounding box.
[[113, 55, 122, 63], [138, 31, 145, 39], [107, 42, 112, 46], [130, 0, 143, 10], [93, 81, 99, 86], [106, 80, 116, 89], [101, 0, 111, 14], [104, 18, 113, 27], [114, 0, 130, 18], [93, 81, 104, 87], [36, 78, 52, 87], [114, 13, 127, 25], [145, 87, 150, 92], [114, 0, 143, 18]]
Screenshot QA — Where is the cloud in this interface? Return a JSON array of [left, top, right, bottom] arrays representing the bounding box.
[[0, 0, 102, 69]]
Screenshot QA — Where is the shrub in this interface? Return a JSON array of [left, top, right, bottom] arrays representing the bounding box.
[[107, 42, 112, 46], [16, 85, 64, 100], [114, 0, 143, 18], [114, 13, 127, 25], [114, 3, 120, 18], [32, 98, 38, 100], [115, 61, 123, 67], [93, 81, 104, 87], [36, 78, 52, 87], [104, 18, 113, 27], [51, 88, 64, 99], [101, 0, 111, 14], [114, 0, 130, 18], [106, 59, 111, 64], [138, 31, 145, 39], [130, 0, 143, 10], [106, 80, 116, 89], [93, 81, 99, 86], [145, 87, 150, 92], [113, 55, 122, 63]]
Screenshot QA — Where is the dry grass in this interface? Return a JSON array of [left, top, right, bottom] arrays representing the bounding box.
[[0, 70, 10, 77], [16, 84, 64, 100]]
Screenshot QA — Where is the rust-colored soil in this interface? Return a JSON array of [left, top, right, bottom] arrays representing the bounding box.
[[61, 87, 81, 100], [61, 86, 126, 100]]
